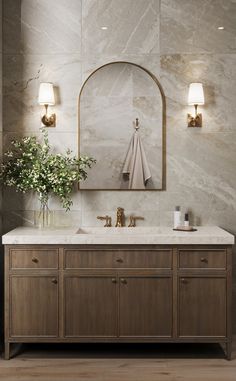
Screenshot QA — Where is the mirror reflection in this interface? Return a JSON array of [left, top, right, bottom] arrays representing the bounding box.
[[79, 62, 165, 190]]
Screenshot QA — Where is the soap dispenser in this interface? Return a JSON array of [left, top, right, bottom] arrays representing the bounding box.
[[174, 206, 181, 229]]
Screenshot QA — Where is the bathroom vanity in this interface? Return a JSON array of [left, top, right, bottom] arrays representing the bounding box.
[[2, 226, 234, 359]]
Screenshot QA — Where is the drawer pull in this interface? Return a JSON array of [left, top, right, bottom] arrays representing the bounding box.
[[111, 278, 117, 284], [116, 258, 123, 263], [51, 278, 58, 284], [120, 278, 127, 284], [181, 278, 188, 284], [200, 257, 208, 263], [32, 257, 39, 263]]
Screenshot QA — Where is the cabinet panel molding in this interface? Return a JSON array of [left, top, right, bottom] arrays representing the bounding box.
[[10, 275, 59, 337]]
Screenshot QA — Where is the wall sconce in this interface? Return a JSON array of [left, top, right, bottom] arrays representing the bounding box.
[[187, 83, 204, 127], [38, 82, 56, 127]]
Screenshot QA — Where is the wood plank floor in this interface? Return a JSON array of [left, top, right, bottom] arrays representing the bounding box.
[[0, 339, 235, 381]]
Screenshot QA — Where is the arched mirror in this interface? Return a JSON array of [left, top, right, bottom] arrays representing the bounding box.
[[79, 61, 166, 190]]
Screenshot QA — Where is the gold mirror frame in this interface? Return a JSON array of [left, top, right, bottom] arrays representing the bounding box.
[[78, 61, 166, 191]]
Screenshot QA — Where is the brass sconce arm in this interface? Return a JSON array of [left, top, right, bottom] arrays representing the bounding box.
[[41, 104, 56, 127], [187, 104, 202, 128]]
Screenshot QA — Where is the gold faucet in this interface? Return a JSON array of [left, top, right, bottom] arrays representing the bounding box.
[[97, 215, 112, 227], [115, 207, 125, 227]]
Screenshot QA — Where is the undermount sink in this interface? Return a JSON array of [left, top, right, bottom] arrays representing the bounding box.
[[77, 227, 165, 235]]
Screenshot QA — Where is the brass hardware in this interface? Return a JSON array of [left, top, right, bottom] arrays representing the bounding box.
[[111, 278, 117, 283], [78, 61, 166, 191], [187, 104, 202, 127], [116, 258, 123, 263], [120, 278, 127, 284], [41, 104, 56, 127], [32, 257, 39, 263], [128, 215, 144, 227], [97, 215, 112, 227], [115, 207, 125, 227], [200, 257, 208, 263], [51, 278, 58, 284], [134, 118, 140, 131]]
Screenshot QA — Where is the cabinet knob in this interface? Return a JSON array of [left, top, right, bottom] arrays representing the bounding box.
[[51, 278, 58, 284], [111, 278, 117, 284], [32, 257, 39, 263], [181, 278, 188, 284], [120, 278, 127, 284], [200, 257, 208, 263], [116, 258, 123, 263]]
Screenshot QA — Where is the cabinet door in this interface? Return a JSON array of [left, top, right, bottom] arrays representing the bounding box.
[[64, 276, 117, 337], [179, 277, 226, 337], [119, 276, 172, 337], [10, 276, 58, 337]]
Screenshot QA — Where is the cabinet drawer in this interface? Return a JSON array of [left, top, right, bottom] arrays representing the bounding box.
[[178, 249, 226, 269], [10, 249, 59, 269], [65, 250, 114, 269], [65, 249, 172, 269], [116, 250, 172, 269]]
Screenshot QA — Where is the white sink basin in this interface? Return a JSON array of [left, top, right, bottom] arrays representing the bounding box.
[[77, 227, 165, 235]]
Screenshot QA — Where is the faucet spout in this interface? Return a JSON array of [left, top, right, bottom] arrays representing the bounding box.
[[115, 207, 125, 227]]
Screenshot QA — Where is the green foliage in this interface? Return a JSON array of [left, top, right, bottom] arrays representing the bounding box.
[[0, 129, 95, 210]]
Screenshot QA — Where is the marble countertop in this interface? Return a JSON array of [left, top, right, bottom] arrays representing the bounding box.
[[2, 226, 235, 245]]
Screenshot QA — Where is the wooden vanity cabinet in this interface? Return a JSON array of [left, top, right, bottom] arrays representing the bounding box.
[[119, 275, 172, 337], [64, 274, 118, 337], [10, 275, 59, 337], [4, 245, 232, 360], [178, 276, 226, 337]]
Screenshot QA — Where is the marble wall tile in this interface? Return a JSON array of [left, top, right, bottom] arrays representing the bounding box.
[[161, 0, 236, 54], [3, 0, 82, 54], [81, 190, 161, 226], [82, 0, 160, 57], [160, 54, 236, 132], [3, 54, 82, 133], [81, 54, 161, 84], [3, 0, 21, 54]]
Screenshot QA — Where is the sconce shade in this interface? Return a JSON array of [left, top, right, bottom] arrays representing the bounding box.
[[188, 83, 204, 105], [38, 82, 55, 105]]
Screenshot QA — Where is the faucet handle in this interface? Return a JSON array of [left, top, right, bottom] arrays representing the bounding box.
[[97, 215, 112, 227], [128, 215, 144, 227]]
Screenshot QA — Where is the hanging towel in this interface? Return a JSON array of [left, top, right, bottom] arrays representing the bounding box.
[[122, 131, 151, 189]]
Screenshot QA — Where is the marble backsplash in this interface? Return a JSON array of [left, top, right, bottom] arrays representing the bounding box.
[[2, 0, 236, 327]]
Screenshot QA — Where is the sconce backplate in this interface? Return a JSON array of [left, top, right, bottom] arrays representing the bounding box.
[[187, 113, 202, 128], [42, 113, 56, 127]]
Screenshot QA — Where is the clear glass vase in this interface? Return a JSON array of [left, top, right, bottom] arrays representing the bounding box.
[[34, 194, 52, 228]]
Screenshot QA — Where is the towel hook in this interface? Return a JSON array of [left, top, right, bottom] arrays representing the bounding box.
[[134, 118, 140, 131]]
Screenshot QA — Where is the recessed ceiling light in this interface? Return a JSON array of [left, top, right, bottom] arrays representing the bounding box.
[[101, 26, 108, 30], [218, 26, 225, 30]]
